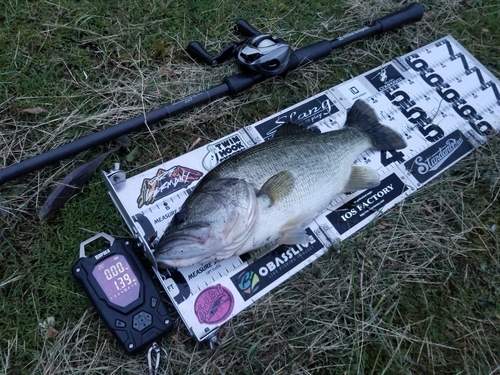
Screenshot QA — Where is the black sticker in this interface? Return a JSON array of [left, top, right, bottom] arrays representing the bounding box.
[[365, 64, 405, 92], [254, 95, 339, 140], [231, 229, 323, 301], [327, 173, 408, 235], [404, 129, 473, 184]]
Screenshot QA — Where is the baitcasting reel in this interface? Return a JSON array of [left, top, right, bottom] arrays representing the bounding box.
[[186, 20, 292, 77], [237, 34, 292, 75]]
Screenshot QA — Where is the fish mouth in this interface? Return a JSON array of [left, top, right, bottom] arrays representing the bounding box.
[[155, 222, 210, 252], [159, 233, 204, 247], [154, 224, 214, 268]]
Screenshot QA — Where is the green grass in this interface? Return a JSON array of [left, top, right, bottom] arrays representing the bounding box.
[[1, 0, 500, 374]]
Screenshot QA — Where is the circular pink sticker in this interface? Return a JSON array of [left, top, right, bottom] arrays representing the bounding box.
[[194, 284, 234, 325]]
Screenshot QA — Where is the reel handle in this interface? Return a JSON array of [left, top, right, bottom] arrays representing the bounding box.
[[186, 41, 218, 66], [187, 19, 263, 66], [235, 19, 261, 37]]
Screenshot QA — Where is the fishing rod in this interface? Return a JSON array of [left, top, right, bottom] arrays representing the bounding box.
[[0, 2, 424, 185]]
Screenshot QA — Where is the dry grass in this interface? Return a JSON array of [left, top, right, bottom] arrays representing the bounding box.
[[1, 0, 500, 374]]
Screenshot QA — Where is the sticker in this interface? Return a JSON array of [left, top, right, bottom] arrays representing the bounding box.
[[327, 173, 409, 235], [202, 134, 249, 170], [234, 270, 261, 299], [253, 94, 339, 140], [231, 229, 323, 301], [136, 166, 203, 208], [365, 64, 405, 92], [194, 284, 234, 325], [404, 130, 473, 185]]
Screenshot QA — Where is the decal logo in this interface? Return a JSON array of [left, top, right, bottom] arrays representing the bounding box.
[[254, 95, 339, 140], [136, 166, 203, 208], [327, 173, 408, 235], [365, 64, 405, 91], [202, 135, 247, 170], [236, 271, 260, 296], [194, 284, 234, 325], [413, 138, 463, 174], [231, 230, 323, 301], [405, 130, 472, 184]]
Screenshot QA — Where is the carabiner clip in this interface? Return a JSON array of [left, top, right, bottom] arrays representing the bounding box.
[[147, 342, 167, 375]]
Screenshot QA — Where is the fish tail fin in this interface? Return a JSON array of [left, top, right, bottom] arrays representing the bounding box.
[[345, 99, 407, 151]]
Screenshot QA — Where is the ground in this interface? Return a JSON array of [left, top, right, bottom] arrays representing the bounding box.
[[1, 1, 499, 374]]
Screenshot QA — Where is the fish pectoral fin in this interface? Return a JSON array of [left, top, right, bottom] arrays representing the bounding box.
[[280, 227, 311, 245], [257, 171, 295, 205], [342, 166, 380, 193]]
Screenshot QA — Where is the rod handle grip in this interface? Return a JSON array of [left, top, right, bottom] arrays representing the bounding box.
[[288, 41, 333, 71], [373, 2, 424, 32]]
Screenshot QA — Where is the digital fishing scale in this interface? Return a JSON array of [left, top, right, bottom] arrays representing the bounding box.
[[73, 233, 173, 354]]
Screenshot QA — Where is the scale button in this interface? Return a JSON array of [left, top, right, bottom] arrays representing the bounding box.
[[151, 297, 158, 308], [114, 329, 128, 342], [115, 319, 126, 328], [133, 311, 152, 331], [158, 302, 168, 317]]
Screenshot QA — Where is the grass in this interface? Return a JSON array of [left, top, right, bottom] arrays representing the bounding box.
[[1, 0, 500, 374]]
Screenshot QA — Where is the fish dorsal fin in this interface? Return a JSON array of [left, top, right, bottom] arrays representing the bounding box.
[[258, 170, 294, 205], [274, 122, 311, 137], [345, 99, 407, 151], [342, 166, 380, 193]]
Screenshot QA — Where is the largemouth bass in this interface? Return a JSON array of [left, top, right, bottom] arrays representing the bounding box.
[[155, 99, 406, 267]]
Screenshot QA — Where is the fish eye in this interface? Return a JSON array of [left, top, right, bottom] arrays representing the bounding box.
[[173, 211, 187, 225]]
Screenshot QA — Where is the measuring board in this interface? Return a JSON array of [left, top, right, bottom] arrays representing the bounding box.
[[102, 36, 500, 342]]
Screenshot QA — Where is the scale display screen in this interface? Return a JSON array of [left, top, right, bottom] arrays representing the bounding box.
[[92, 254, 140, 308]]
